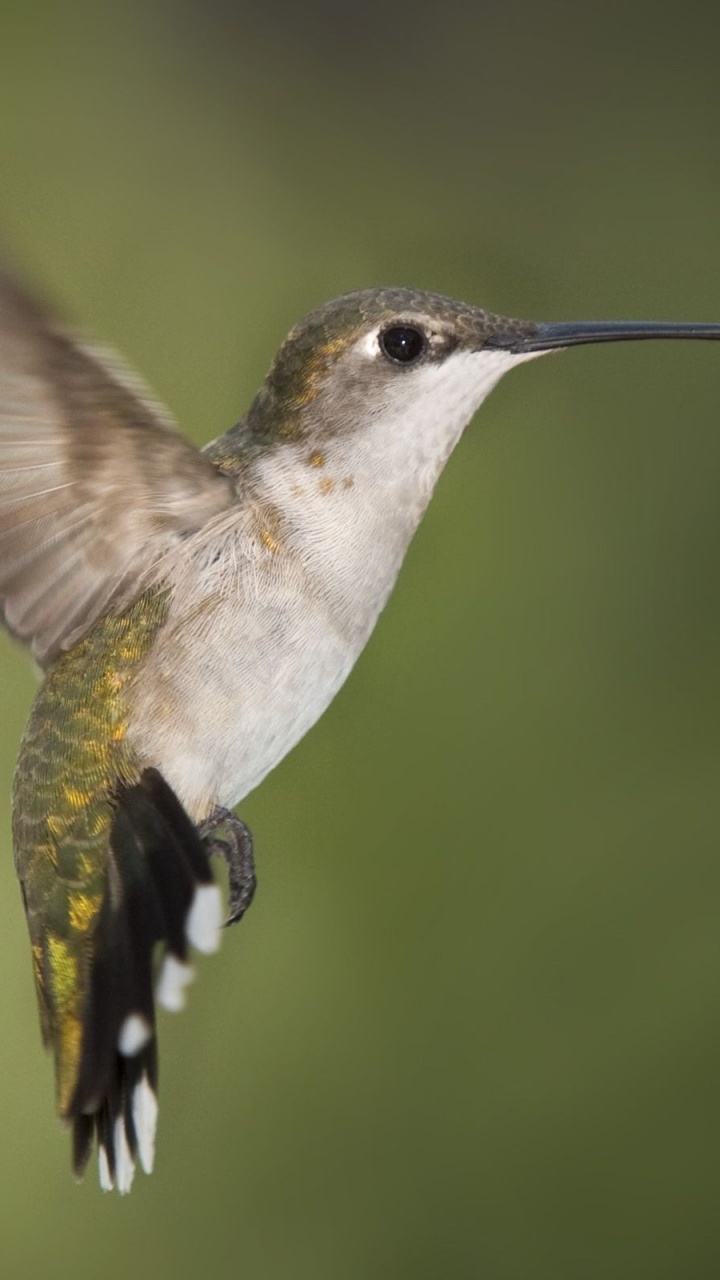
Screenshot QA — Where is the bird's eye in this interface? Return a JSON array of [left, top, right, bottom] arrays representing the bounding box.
[[379, 325, 427, 365]]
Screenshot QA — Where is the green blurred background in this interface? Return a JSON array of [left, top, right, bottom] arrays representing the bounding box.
[[1, 1, 720, 1276]]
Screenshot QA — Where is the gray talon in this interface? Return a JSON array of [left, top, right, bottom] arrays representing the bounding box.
[[198, 807, 256, 926]]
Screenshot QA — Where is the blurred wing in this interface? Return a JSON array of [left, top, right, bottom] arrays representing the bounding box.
[[0, 271, 235, 664]]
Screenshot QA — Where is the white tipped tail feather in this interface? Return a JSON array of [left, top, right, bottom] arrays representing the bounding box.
[[186, 883, 222, 954], [132, 1073, 159, 1175], [67, 771, 229, 1195], [118, 1013, 153, 1057], [96, 1074, 159, 1193], [113, 1116, 136, 1195], [156, 955, 196, 1013]]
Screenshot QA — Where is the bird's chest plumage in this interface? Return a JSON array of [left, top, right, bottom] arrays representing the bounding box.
[[128, 577, 355, 817], [124, 483, 410, 819]]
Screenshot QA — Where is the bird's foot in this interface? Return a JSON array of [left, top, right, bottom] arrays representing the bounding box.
[[198, 807, 256, 927]]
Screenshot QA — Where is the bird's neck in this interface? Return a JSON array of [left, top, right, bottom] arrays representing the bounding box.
[[243, 418, 467, 646], [207, 348, 521, 643]]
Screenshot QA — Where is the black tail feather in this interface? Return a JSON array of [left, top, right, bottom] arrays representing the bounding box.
[[68, 769, 220, 1192], [142, 770, 216, 888], [72, 1113, 94, 1180]]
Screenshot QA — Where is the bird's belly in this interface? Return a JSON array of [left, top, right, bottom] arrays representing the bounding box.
[[125, 581, 361, 821]]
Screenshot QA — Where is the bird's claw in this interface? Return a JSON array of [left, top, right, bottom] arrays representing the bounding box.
[[198, 807, 256, 927]]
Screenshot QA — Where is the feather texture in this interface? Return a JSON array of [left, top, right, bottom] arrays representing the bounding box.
[[0, 271, 235, 663]]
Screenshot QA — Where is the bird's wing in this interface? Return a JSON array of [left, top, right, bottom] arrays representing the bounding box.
[[0, 271, 235, 665]]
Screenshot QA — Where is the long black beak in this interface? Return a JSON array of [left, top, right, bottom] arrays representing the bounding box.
[[486, 319, 720, 354]]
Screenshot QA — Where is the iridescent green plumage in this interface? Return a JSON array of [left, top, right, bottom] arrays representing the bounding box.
[[13, 589, 169, 1114]]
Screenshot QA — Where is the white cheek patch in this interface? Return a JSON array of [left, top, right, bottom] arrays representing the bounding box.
[[404, 346, 541, 408], [355, 328, 543, 407], [373, 346, 543, 471]]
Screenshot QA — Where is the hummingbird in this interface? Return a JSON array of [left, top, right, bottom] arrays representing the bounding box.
[[2, 271, 719, 1194]]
